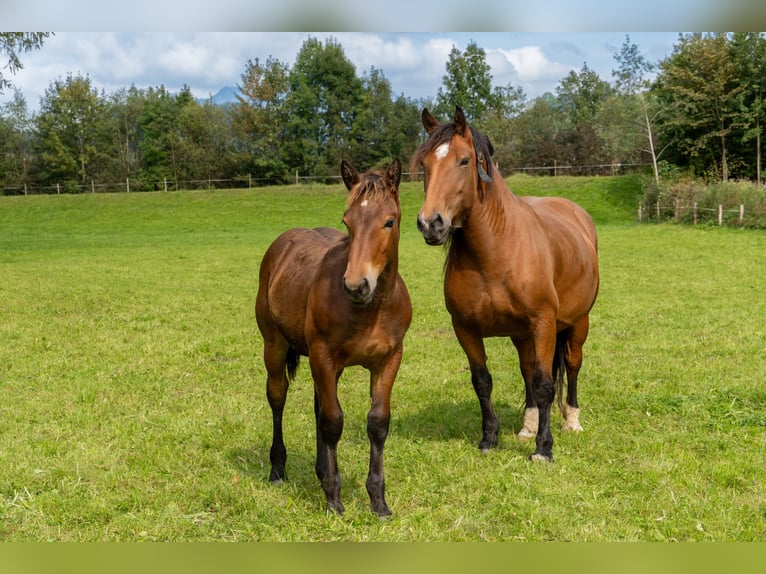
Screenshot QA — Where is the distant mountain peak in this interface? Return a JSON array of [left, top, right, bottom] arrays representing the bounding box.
[[199, 86, 241, 106]]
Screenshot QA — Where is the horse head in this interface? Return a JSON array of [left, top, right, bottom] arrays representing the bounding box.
[[413, 106, 494, 246], [340, 158, 402, 304]]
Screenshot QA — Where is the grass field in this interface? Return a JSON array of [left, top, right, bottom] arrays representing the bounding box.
[[0, 175, 764, 541]]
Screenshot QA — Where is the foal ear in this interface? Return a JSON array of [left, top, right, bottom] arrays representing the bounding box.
[[454, 106, 468, 136], [421, 108, 439, 134], [340, 159, 359, 191], [386, 157, 402, 192]]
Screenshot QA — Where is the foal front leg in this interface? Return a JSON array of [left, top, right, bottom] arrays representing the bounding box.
[[311, 360, 345, 515], [365, 348, 402, 517]]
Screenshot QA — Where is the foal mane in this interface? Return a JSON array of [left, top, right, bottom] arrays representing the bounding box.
[[346, 169, 398, 208]]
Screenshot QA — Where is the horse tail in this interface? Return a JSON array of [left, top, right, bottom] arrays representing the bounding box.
[[286, 347, 300, 382], [552, 330, 568, 413]]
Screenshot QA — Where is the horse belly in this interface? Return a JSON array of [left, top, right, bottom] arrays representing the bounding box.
[[445, 279, 530, 338]]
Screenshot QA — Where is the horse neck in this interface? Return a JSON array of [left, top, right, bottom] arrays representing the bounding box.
[[459, 172, 527, 255]]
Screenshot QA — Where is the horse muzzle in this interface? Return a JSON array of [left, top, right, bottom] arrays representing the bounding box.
[[343, 275, 374, 305], [417, 212, 450, 246]]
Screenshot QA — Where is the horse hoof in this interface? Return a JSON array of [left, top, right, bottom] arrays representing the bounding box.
[[517, 429, 536, 441], [561, 422, 584, 433], [528, 453, 553, 463]]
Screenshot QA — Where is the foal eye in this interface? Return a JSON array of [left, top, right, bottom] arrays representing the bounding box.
[[384, 219, 395, 228], [459, 157, 470, 166]]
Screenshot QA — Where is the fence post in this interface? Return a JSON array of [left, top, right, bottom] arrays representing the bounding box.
[[718, 204, 723, 226], [248, 174, 252, 189], [57, 183, 60, 194], [164, 177, 168, 192], [674, 199, 680, 222], [739, 204, 744, 226], [638, 203, 642, 222], [126, 178, 130, 193], [656, 201, 660, 222], [24, 183, 27, 196], [295, 170, 299, 185], [693, 202, 698, 226]]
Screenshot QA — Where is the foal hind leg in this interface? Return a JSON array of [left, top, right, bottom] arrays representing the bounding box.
[[561, 317, 590, 433], [263, 336, 291, 482], [454, 323, 498, 452]]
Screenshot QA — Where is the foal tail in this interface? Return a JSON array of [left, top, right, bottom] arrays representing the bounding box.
[[552, 330, 568, 413], [286, 347, 300, 382]]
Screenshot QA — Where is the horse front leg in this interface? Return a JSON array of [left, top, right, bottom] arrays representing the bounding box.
[[365, 347, 402, 517], [311, 359, 345, 515], [454, 322, 498, 452]]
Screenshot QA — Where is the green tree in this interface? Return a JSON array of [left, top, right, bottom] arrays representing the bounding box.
[[0, 90, 34, 191], [285, 36, 362, 178], [34, 73, 107, 188], [730, 32, 766, 184], [556, 63, 614, 172], [435, 41, 497, 123], [654, 33, 743, 181], [233, 56, 291, 182], [607, 34, 661, 182], [511, 93, 565, 174], [1, 32, 51, 93]]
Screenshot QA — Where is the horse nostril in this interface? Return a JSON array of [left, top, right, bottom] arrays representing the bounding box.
[[416, 215, 427, 232], [432, 213, 444, 230]]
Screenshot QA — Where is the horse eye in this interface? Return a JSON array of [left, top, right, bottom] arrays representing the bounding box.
[[384, 219, 395, 229], [460, 157, 470, 166]]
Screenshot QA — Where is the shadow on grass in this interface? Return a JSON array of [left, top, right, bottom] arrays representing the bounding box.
[[393, 398, 526, 446]]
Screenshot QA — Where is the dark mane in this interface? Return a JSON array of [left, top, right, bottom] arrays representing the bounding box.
[[408, 122, 494, 185], [346, 169, 396, 207]]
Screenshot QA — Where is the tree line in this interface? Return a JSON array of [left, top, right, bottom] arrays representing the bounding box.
[[2, 33, 766, 194]]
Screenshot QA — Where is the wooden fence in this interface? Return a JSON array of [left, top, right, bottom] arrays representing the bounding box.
[[638, 201, 752, 226]]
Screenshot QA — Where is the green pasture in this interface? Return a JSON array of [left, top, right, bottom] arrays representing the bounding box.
[[0, 175, 764, 541]]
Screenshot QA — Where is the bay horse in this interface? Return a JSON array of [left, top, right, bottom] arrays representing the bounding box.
[[410, 106, 599, 462], [255, 158, 411, 516]]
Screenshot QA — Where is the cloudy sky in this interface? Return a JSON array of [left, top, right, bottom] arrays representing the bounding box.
[[3, 0, 763, 111], [3, 32, 683, 110]]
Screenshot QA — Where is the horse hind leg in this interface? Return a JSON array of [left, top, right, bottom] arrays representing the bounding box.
[[512, 337, 538, 440], [561, 317, 590, 433]]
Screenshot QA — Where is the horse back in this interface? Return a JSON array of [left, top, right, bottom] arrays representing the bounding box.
[[256, 227, 345, 354]]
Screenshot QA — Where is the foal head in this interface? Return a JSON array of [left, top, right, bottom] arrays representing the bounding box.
[[411, 106, 494, 245], [340, 158, 402, 305]]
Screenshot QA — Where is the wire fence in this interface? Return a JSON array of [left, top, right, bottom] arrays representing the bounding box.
[[0, 162, 653, 196]]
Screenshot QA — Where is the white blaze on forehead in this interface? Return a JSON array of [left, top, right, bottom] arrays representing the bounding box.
[[435, 142, 450, 160], [361, 199, 368, 207]]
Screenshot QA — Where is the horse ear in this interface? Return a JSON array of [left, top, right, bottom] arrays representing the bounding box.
[[421, 108, 439, 134], [454, 106, 469, 136], [340, 159, 359, 191], [386, 158, 402, 192]]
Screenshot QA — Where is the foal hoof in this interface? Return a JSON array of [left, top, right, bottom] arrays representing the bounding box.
[[325, 501, 345, 516]]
